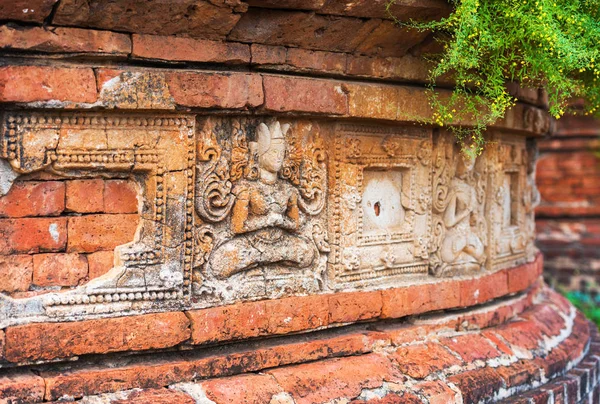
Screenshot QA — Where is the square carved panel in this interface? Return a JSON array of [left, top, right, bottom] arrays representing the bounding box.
[[328, 124, 432, 287]]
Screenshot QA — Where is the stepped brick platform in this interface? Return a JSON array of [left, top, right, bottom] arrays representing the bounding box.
[[0, 1, 594, 402]]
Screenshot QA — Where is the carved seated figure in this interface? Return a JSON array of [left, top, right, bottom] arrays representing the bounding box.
[[440, 154, 486, 267], [208, 121, 317, 279]]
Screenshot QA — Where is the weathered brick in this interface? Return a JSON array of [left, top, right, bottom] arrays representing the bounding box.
[[167, 72, 263, 109], [104, 180, 139, 214], [507, 257, 541, 294], [251, 44, 287, 65], [33, 253, 88, 287], [0, 0, 58, 23], [247, 0, 325, 10], [0, 66, 97, 103], [0, 217, 67, 254], [345, 82, 399, 120], [113, 388, 195, 404], [390, 343, 462, 378], [381, 281, 459, 319], [267, 354, 402, 404], [52, 0, 246, 39], [0, 25, 131, 54], [0, 255, 33, 293], [199, 374, 283, 403], [328, 290, 382, 324], [447, 368, 505, 403], [286, 48, 347, 73], [440, 334, 502, 362], [320, 0, 450, 20], [346, 54, 430, 82], [67, 214, 139, 253], [5, 312, 190, 362], [355, 21, 429, 58], [0, 181, 65, 218], [263, 75, 347, 114], [133, 34, 250, 64], [0, 369, 45, 403], [459, 269, 508, 306], [87, 250, 114, 279], [66, 179, 104, 213], [187, 300, 268, 345], [266, 295, 329, 334], [229, 9, 380, 53], [414, 380, 458, 404]]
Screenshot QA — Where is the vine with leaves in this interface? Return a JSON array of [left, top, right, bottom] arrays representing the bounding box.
[[388, 0, 600, 157]]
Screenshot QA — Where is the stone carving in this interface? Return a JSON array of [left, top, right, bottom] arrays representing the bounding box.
[[0, 111, 195, 327], [194, 118, 327, 300], [487, 134, 530, 269], [0, 111, 540, 327], [329, 124, 432, 287], [430, 134, 488, 276]]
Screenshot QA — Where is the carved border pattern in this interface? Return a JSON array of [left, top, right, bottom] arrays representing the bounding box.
[[0, 112, 195, 312]]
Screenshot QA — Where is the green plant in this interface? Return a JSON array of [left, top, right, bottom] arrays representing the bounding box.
[[564, 289, 600, 329], [388, 0, 600, 157]]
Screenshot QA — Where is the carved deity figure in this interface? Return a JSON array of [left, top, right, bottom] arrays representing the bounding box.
[[439, 154, 486, 266], [207, 121, 317, 279]]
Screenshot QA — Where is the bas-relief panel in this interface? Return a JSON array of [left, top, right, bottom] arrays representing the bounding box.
[[0, 111, 538, 326]]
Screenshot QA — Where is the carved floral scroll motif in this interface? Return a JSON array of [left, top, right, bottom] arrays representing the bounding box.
[[329, 124, 432, 287], [193, 118, 328, 301]]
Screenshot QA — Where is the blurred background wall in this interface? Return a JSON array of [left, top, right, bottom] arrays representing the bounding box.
[[537, 114, 600, 295]]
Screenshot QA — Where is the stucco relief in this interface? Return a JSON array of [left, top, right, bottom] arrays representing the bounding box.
[[329, 124, 432, 287], [193, 118, 328, 301], [430, 133, 488, 276], [0, 111, 540, 326]]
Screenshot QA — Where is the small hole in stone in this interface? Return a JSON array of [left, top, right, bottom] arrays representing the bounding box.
[[374, 201, 381, 217]]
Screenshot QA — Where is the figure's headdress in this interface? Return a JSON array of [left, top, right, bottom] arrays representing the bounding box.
[[257, 121, 289, 156]]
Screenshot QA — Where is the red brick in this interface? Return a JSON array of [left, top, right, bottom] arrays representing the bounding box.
[[251, 44, 287, 65], [507, 258, 541, 294], [267, 354, 402, 404], [167, 71, 263, 109], [266, 295, 329, 334], [0, 369, 45, 403], [133, 34, 249, 64], [187, 300, 268, 345], [346, 82, 399, 120], [495, 361, 543, 389], [229, 9, 380, 53], [350, 392, 422, 403], [104, 179, 138, 213], [459, 269, 508, 306], [5, 312, 190, 362], [329, 290, 382, 324], [0, 255, 33, 294], [0, 66, 97, 103], [414, 380, 458, 404], [0, 25, 131, 54], [440, 334, 502, 362], [199, 374, 282, 403], [355, 21, 429, 58], [320, 0, 450, 20], [263, 75, 347, 114], [447, 368, 505, 404], [87, 250, 114, 279], [113, 389, 195, 404], [390, 343, 462, 378], [0, 181, 65, 218], [33, 253, 88, 287], [286, 48, 347, 73], [0, 217, 67, 254], [66, 179, 104, 213], [488, 320, 545, 351], [346, 54, 430, 82], [247, 0, 324, 10], [52, 0, 245, 39], [381, 281, 460, 319], [0, 0, 58, 23], [67, 214, 139, 253]]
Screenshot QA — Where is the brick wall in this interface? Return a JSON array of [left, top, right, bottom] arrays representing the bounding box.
[[0, 176, 139, 297], [536, 115, 600, 292]]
